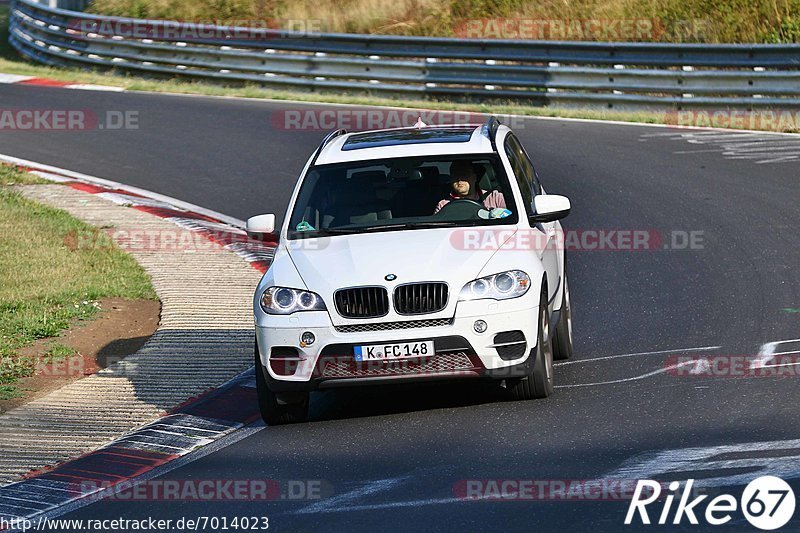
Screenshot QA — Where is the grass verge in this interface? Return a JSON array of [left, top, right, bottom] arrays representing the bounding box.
[[0, 166, 157, 399], [88, 0, 800, 44]]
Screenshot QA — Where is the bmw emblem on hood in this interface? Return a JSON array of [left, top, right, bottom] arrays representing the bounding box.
[[385, 274, 397, 281]]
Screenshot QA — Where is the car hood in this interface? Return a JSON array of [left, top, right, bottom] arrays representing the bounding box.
[[285, 227, 517, 323]]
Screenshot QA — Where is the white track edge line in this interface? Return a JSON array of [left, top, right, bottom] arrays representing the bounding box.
[[2, 368, 263, 529], [5, 69, 800, 137], [127, 89, 800, 137], [554, 345, 721, 366], [0, 153, 246, 228], [3, 424, 266, 532]]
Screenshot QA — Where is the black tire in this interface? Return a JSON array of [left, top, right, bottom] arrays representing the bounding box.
[[254, 342, 309, 425], [507, 286, 554, 400], [552, 272, 574, 361]]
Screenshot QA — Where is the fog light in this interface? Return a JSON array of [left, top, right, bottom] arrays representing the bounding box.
[[300, 331, 315, 347], [473, 320, 488, 333]]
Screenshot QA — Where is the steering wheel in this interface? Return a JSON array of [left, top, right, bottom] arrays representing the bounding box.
[[435, 198, 485, 219]]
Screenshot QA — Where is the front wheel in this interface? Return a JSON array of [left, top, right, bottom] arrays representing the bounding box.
[[552, 275, 574, 361], [507, 287, 554, 400], [254, 342, 309, 425]]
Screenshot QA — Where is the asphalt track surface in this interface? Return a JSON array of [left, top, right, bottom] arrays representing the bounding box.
[[2, 84, 800, 531]]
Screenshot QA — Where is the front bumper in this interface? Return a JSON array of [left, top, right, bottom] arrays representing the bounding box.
[[256, 298, 540, 392]]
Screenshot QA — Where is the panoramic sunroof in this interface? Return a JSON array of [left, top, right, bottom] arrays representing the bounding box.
[[342, 128, 475, 151]]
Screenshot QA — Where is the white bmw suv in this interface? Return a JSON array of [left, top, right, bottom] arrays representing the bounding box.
[[247, 117, 573, 424]]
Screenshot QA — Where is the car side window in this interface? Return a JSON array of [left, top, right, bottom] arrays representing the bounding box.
[[504, 135, 535, 216], [508, 134, 542, 195], [521, 149, 542, 196]]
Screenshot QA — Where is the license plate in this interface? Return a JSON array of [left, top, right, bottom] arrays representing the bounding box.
[[354, 340, 435, 361]]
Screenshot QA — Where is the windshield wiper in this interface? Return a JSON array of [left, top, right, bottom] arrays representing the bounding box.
[[358, 221, 461, 231], [290, 227, 358, 237], [291, 221, 460, 237]]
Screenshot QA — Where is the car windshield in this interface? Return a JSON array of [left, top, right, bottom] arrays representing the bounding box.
[[287, 155, 518, 238]]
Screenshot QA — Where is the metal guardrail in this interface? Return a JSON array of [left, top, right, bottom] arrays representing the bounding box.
[[8, 0, 800, 110]]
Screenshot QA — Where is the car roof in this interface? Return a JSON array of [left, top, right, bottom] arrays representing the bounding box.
[[313, 124, 499, 166]]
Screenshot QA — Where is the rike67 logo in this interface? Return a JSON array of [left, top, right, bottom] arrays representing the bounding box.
[[626, 476, 795, 530]]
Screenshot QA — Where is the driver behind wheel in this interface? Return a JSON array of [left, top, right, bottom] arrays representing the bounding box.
[[433, 160, 506, 214]]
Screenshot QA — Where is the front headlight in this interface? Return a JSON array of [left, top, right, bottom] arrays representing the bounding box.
[[458, 270, 531, 301], [260, 286, 327, 314]]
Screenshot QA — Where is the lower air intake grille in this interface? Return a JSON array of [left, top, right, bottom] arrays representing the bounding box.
[[319, 352, 475, 379], [334, 318, 453, 333], [494, 330, 527, 360]]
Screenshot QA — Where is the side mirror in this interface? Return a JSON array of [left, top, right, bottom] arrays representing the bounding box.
[[530, 195, 571, 223], [246, 213, 276, 235]]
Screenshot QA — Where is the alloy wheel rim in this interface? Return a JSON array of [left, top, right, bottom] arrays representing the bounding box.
[[542, 307, 553, 382], [565, 279, 573, 345]]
